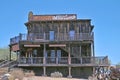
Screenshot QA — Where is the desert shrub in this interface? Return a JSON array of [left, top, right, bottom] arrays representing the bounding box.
[[27, 78, 35, 80], [0, 68, 8, 75], [8, 75, 14, 80], [88, 75, 98, 80], [24, 70, 35, 77], [50, 71, 63, 78], [10, 69, 24, 80]]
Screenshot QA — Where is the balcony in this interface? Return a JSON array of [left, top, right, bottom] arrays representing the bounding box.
[[10, 32, 94, 44], [18, 56, 109, 67]]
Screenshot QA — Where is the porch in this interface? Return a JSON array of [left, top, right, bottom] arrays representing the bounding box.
[[18, 56, 109, 67]]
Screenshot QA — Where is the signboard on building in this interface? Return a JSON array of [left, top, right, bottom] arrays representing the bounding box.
[[53, 14, 77, 20], [30, 14, 77, 21]]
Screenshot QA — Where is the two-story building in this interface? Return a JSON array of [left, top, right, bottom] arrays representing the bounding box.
[[9, 11, 109, 78]]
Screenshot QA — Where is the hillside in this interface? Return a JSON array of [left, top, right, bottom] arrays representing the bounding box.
[[0, 48, 9, 60], [0, 48, 16, 60]]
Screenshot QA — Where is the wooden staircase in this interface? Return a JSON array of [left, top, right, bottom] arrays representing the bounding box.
[[0, 60, 17, 68], [0, 60, 8, 68]]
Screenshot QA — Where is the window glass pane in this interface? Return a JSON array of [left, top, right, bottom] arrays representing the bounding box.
[[51, 50, 55, 61], [69, 30, 75, 40], [49, 31, 54, 41], [33, 49, 37, 56], [57, 50, 61, 61]]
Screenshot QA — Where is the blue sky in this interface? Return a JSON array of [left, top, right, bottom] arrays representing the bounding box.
[[0, 0, 120, 64]]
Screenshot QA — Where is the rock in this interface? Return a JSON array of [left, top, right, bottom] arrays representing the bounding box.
[[1, 73, 11, 80]]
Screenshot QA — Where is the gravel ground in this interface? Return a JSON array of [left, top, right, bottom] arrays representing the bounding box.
[[23, 76, 88, 80]]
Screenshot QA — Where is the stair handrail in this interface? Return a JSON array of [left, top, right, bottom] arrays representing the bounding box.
[[0, 60, 9, 66], [0, 60, 17, 68]]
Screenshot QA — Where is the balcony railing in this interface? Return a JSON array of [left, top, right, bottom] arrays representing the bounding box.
[[19, 57, 43, 64], [71, 56, 108, 65], [46, 57, 68, 64], [18, 56, 108, 66], [10, 32, 94, 44]]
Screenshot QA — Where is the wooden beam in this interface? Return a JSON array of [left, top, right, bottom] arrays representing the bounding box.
[[24, 45, 40, 47], [49, 44, 66, 47]]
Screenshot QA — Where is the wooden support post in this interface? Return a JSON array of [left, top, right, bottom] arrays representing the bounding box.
[[43, 43, 46, 64], [91, 42, 95, 57], [16, 51, 18, 60], [80, 45, 82, 64], [57, 23, 60, 40], [8, 45, 12, 72], [68, 67, 72, 78], [9, 46, 11, 61], [68, 44, 71, 64], [80, 45, 81, 56], [76, 27, 79, 40], [93, 67, 96, 75], [43, 43, 47, 76], [64, 27, 66, 40], [17, 51, 19, 64], [93, 42, 95, 57], [43, 66, 47, 76], [16, 51, 18, 62]]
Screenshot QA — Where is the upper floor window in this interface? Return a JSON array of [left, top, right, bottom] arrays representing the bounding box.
[[69, 22, 74, 31], [49, 31, 55, 41], [51, 50, 55, 61], [69, 30, 75, 40]]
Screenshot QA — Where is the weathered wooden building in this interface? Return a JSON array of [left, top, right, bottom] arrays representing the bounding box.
[[9, 12, 109, 78]]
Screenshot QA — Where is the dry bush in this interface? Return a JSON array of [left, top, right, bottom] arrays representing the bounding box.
[[88, 76, 97, 80], [8, 75, 14, 80], [0, 67, 8, 75], [10, 69, 24, 80], [51, 71, 63, 78], [24, 70, 35, 77]]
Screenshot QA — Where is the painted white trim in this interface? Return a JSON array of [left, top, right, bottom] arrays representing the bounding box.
[[49, 44, 66, 47], [24, 45, 40, 47]]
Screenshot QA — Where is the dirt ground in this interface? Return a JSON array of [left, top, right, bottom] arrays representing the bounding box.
[[23, 76, 88, 80], [0, 68, 88, 80]]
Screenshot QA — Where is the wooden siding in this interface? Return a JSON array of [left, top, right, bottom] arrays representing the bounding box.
[[11, 44, 19, 51]]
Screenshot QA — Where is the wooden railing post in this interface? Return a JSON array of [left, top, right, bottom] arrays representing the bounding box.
[[68, 44, 71, 64], [9, 46, 11, 61], [43, 43, 46, 64], [80, 57, 82, 64], [43, 43, 46, 76]]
